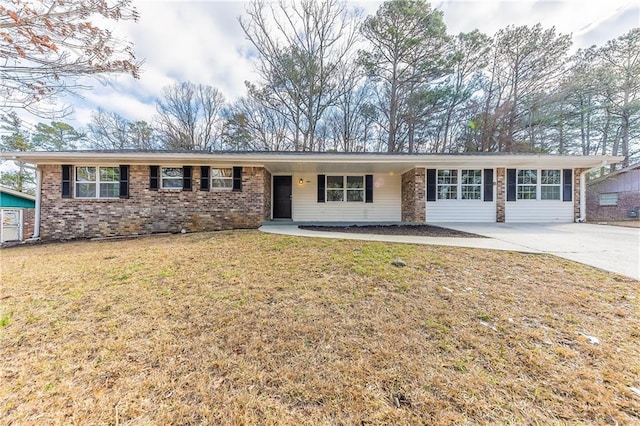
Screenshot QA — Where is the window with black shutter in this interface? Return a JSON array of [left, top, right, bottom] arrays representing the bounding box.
[[483, 169, 493, 202], [506, 169, 517, 201], [426, 169, 436, 202], [232, 167, 242, 191], [563, 169, 572, 201], [365, 175, 373, 203], [62, 165, 72, 198], [119, 165, 129, 198], [317, 174, 325, 203], [182, 166, 192, 191], [149, 166, 159, 190], [200, 166, 210, 191]]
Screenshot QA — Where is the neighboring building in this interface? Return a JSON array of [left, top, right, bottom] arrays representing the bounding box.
[[586, 163, 640, 222], [0, 151, 623, 241], [0, 186, 36, 242]]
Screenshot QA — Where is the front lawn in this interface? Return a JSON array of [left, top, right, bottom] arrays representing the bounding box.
[[1, 231, 638, 424]]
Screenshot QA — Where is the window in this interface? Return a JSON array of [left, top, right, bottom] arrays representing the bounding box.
[[540, 170, 561, 200], [326, 176, 364, 202], [211, 168, 233, 189], [436, 169, 482, 200], [161, 167, 183, 189], [600, 193, 618, 206], [517, 169, 537, 200], [460, 169, 482, 200], [437, 169, 457, 200], [75, 166, 119, 198], [517, 169, 562, 200]]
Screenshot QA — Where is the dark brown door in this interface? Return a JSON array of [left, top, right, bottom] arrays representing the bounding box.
[[273, 176, 292, 219]]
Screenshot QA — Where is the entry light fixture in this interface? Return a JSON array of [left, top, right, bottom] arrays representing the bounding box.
[[299, 178, 304, 185]]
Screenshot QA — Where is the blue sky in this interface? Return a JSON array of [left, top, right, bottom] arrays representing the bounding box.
[[27, 0, 640, 128]]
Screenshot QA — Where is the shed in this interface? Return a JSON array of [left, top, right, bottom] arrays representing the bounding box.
[[0, 186, 36, 242]]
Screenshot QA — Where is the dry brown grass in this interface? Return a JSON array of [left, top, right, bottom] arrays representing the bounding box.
[[1, 230, 639, 425]]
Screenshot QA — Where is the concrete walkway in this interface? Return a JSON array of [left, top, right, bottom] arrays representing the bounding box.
[[259, 222, 640, 280]]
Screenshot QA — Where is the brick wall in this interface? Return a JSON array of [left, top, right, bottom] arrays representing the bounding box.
[[573, 168, 589, 221], [586, 175, 640, 222], [39, 164, 271, 240], [496, 168, 505, 223], [401, 168, 426, 222], [22, 208, 35, 239]]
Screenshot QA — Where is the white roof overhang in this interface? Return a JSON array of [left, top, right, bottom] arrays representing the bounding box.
[[0, 151, 625, 174]]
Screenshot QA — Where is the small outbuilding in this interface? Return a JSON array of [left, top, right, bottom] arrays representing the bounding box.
[[586, 163, 640, 222], [0, 186, 36, 242]]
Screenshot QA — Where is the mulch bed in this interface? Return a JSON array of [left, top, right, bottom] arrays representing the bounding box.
[[298, 224, 486, 238]]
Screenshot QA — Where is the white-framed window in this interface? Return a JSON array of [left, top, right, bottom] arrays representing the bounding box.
[[460, 169, 482, 200], [326, 175, 364, 202], [437, 169, 457, 199], [517, 169, 562, 200], [161, 167, 183, 189], [211, 167, 233, 189], [541, 170, 561, 200], [599, 193, 618, 206], [75, 166, 119, 198], [517, 169, 537, 200], [437, 169, 482, 200]]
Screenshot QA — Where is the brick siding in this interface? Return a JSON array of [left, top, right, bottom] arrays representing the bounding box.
[[401, 168, 426, 222], [586, 180, 640, 222], [39, 164, 271, 241], [496, 168, 505, 222]]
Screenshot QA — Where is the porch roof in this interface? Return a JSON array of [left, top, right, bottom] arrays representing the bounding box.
[[0, 151, 624, 174]]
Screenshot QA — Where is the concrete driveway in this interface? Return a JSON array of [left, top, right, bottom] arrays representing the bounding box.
[[439, 223, 640, 280]]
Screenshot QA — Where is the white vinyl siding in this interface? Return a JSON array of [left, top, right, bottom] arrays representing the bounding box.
[[427, 168, 495, 223], [291, 172, 401, 222], [427, 200, 496, 223], [507, 168, 572, 222], [505, 201, 573, 222]]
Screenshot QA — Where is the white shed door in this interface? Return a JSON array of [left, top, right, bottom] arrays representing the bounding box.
[[1, 209, 22, 242]]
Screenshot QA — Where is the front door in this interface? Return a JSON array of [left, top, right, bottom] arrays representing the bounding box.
[[273, 176, 292, 219]]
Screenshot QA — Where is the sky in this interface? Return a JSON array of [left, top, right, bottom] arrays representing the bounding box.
[[25, 0, 640, 129]]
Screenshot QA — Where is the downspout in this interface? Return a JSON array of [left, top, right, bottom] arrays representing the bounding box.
[[578, 160, 608, 223], [577, 169, 587, 223], [32, 167, 42, 239]]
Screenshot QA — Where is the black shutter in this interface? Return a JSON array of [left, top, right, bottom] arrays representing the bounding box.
[[200, 166, 210, 191], [119, 165, 129, 199], [317, 174, 325, 203], [507, 169, 517, 201], [232, 166, 242, 191], [150, 166, 159, 190], [483, 169, 493, 202], [183, 166, 192, 191], [426, 169, 436, 202], [62, 165, 72, 198], [563, 169, 572, 202], [365, 174, 373, 203]]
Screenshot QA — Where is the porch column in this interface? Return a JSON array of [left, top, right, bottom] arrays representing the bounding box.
[[496, 168, 505, 223], [401, 168, 426, 222]]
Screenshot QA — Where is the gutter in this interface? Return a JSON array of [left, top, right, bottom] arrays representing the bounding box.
[[577, 169, 588, 223], [32, 167, 42, 239]]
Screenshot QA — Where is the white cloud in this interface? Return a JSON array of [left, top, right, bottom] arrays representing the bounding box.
[[14, 0, 639, 130]]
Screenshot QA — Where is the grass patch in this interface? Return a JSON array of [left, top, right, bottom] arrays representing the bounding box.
[[1, 231, 639, 424]]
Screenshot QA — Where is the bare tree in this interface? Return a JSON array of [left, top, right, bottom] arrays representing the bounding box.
[[87, 109, 130, 149], [155, 82, 226, 151], [240, 0, 360, 151], [0, 0, 141, 117], [86, 109, 157, 149]]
